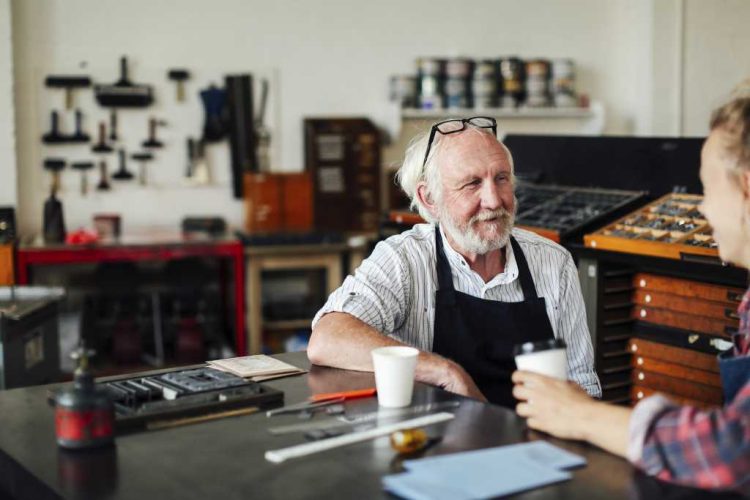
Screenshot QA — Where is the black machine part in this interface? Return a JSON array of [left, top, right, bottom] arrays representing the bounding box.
[[44, 75, 91, 110], [167, 69, 190, 102], [112, 149, 134, 181], [92, 121, 113, 153], [54, 346, 114, 449], [109, 110, 118, 142], [41, 111, 65, 144], [96, 160, 111, 191], [71, 162, 94, 196], [43, 158, 66, 194], [142, 118, 165, 148], [94, 56, 154, 108], [131, 152, 154, 186], [225, 75, 257, 198], [71, 109, 90, 142], [43, 191, 66, 244], [0, 206, 16, 243]]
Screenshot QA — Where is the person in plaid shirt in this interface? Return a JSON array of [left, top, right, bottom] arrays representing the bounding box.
[[512, 85, 750, 493]]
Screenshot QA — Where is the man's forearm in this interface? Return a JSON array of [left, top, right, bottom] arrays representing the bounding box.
[[307, 312, 455, 387], [578, 401, 632, 458]]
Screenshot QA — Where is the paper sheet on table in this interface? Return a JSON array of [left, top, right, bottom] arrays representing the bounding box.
[[404, 440, 586, 471], [382, 441, 585, 500]]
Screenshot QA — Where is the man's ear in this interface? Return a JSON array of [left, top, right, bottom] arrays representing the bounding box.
[[416, 182, 439, 220]]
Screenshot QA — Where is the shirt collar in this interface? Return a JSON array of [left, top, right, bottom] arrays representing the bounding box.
[[437, 225, 519, 286]]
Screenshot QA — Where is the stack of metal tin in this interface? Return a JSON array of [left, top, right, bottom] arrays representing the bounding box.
[[389, 57, 579, 110]]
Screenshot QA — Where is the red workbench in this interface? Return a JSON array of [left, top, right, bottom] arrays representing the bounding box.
[[15, 232, 247, 356]]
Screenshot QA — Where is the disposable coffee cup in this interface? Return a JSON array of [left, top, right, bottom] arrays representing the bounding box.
[[371, 346, 419, 408], [513, 339, 567, 380]]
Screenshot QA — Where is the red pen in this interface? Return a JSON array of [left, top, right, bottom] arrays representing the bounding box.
[[309, 388, 377, 402]]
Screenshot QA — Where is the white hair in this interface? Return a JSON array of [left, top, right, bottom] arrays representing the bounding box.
[[395, 124, 515, 223]]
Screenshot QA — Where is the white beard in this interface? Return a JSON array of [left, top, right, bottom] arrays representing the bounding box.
[[439, 205, 515, 255]]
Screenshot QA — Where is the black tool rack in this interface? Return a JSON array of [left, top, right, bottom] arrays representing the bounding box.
[[514, 183, 647, 243]]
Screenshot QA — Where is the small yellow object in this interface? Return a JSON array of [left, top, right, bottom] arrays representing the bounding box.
[[390, 428, 428, 454]]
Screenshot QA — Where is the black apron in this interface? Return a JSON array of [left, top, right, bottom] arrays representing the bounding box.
[[432, 227, 556, 408]]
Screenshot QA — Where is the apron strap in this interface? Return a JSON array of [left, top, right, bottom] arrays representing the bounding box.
[[510, 236, 538, 299], [434, 226, 456, 303]]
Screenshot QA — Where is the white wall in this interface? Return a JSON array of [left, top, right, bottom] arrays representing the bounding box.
[[11, 0, 662, 235], [30, 0, 750, 237], [0, 0, 17, 206]]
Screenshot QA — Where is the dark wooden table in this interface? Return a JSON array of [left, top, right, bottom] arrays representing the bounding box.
[[0, 352, 742, 499]]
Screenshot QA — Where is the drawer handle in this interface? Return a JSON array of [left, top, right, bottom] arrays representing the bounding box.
[[725, 308, 740, 320], [710, 338, 734, 351], [687, 334, 699, 344], [727, 291, 742, 302]]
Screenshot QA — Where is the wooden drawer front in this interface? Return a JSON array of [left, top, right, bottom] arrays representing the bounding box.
[[0, 244, 12, 285], [631, 385, 716, 409], [629, 338, 720, 373], [633, 273, 744, 304], [632, 306, 737, 338], [631, 356, 720, 387], [633, 289, 739, 322], [631, 370, 723, 405]]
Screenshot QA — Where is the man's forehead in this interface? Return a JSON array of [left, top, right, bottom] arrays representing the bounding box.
[[437, 133, 512, 174]]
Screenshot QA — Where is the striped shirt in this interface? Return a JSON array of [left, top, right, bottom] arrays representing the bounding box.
[[313, 223, 601, 397]]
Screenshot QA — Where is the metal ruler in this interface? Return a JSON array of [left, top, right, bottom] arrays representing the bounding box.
[[267, 400, 460, 435], [265, 412, 455, 463]]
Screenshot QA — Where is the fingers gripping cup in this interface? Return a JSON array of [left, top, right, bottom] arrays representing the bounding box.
[[513, 339, 568, 380], [371, 346, 419, 408]]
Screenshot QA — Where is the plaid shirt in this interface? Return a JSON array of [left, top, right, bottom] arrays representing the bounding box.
[[627, 288, 750, 492]]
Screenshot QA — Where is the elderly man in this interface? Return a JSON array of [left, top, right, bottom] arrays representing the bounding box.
[[308, 116, 600, 407]]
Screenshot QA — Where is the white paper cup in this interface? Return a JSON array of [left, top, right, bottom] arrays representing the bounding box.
[[371, 346, 419, 408], [513, 339, 568, 380]]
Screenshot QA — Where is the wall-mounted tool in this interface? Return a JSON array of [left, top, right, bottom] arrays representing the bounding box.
[[225, 75, 256, 198], [45, 75, 91, 110], [43, 158, 67, 243], [109, 110, 118, 142], [72, 162, 94, 196], [186, 138, 210, 185], [92, 122, 113, 153], [71, 110, 90, 143], [200, 84, 227, 143], [96, 160, 111, 191], [112, 150, 134, 181], [142, 118, 165, 148], [167, 69, 190, 102], [131, 152, 154, 186], [255, 78, 271, 172], [94, 56, 153, 107], [42, 111, 67, 144]]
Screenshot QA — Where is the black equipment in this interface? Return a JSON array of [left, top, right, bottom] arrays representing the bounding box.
[[225, 75, 258, 198]]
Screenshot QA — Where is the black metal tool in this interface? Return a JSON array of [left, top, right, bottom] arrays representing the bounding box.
[[42, 159, 67, 243], [109, 110, 118, 142], [167, 69, 190, 102], [96, 160, 111, 191], [42, 111, 66, 144], [43, 158, 66, 194], [71, 162, 94, 196], [70, 110, 90, 143], [92, 122, 113, 153], [94, 56, 153, 107], [142, 118, 165, 148], [44, 75, 91, 110], [112, 149, 134, 181], [131, 152, 154, 186]]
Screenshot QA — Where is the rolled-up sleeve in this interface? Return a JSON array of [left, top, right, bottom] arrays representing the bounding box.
[[312, 239, 411, 336], [558, 253, 601, 397]]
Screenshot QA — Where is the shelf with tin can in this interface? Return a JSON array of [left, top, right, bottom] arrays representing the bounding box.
[[584, 193, 719, 262]]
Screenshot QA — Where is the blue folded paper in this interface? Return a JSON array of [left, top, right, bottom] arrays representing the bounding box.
[[382, 441, 586, 500]]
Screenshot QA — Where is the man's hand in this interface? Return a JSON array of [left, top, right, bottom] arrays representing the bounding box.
[[512, 370, 594, 440], [435, 359, 487, 402]]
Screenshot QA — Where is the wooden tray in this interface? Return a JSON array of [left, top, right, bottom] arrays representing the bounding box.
[[584, 193, 719, 261], [633, 290, 740, 323], [632, 306, 738, 338]]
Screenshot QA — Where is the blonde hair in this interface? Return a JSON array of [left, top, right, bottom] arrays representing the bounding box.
[[710, 80, 750, 175]]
